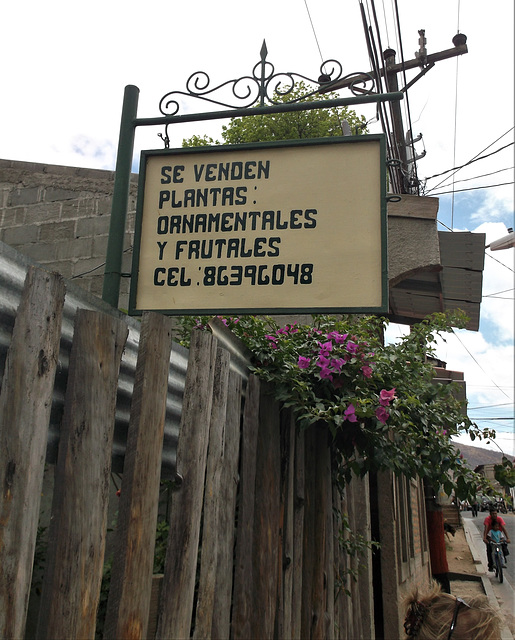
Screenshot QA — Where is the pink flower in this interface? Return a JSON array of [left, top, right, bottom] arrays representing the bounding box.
[[316, 354, 331, 369], [298, 356, 311, 369], [265, 334, 278, 349], [361, 365, 373, 378], [379, 388, 396, 406], [375, 406, 390, 424], [344, 404, 358, 423], [330, 357, 346, 373], [319, 368, 334, 381], [318, 340, 333, 355], [345, 341, 358, 354], [327, 331, 348, 344]]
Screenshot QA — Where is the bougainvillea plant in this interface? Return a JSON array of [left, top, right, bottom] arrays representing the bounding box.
[[178, 310, 497, 501]]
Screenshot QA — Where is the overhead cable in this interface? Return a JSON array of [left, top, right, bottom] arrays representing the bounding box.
[[429, 180, 514, 197], [451, 329, 512, 400], [425, 142, 514, 183]]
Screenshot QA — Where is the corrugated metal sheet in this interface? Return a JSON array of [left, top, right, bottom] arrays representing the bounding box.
[[0, 241, 189, 479]]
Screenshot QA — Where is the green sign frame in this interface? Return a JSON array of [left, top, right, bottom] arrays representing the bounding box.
[[129, 135, 388, 316]]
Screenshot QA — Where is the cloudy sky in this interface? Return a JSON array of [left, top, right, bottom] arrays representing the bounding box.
[[1, 1, 513, 454]]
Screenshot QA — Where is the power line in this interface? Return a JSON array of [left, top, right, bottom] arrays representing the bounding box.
[[424, 141, 515, 183], [468, 402, 514, 410], [432, 166, 514, 192], [424, 128, 514, 194], [429, 180, 514, 197], [470, 417, 514, 421], [303, 0, 324, 63], [485, 251, 515, 274], [451, 329, 512, 400]]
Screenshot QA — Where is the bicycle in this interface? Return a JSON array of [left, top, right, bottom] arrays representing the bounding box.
[[489, 540, 507, 583]]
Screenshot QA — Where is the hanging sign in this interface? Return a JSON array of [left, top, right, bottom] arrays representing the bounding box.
[[129, 136, 387, 316]]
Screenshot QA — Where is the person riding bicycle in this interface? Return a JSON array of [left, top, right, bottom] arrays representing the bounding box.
[[487, 521, 508, 568], [483, 508, 510, 572]]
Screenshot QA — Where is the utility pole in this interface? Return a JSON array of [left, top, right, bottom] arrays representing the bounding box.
[[321, 34, 468, 194]]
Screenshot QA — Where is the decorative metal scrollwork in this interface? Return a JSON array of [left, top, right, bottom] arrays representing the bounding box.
[[158, 40, 376, 118]]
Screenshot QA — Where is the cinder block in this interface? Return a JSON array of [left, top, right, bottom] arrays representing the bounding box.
[[44, 187, 79, 202], [20, 242, 57, 263], [4, 224, 39, 245], [62, 198, 96, 220], [77, 215, 110, 238], [92, 235, 109, 257], [8, 186, 41, 206], [39, 220, 75, 242], [97, 197, 112, 216], [24, 202, 62, 224], [1, 207, 25, 226], [56, 236, 93, 260]]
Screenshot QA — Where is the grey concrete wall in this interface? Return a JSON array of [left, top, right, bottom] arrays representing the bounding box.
[[0, 159, 138, 310]]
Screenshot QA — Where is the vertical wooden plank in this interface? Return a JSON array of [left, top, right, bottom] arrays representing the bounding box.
[[155, 330, 217, 640], [301, 426, 316, 640], [0, 267, 65, 640], [103, 312, 173, 640], [324, 443, 335, 640], [36, 309, 128, 640], [231, 374, 261, 640], [347, 478, 363, 640], [356, 474, 374, 639], [333, 484, 345, 640], [291, 424, 305, 640], [312, 427, 332, 640], [302, 424, 332, 640], [193, 346, 231, 639], [250, 382, 281, 639], [276, 411, 296, 640], [211, 370, 242, 640]]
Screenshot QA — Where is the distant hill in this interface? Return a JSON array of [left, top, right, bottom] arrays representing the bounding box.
[[452, 442, 513, 470]]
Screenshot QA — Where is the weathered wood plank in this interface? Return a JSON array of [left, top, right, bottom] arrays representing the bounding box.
[[276, 410, 296, 640], [301, 426, 316, 639], [193, 346, 231, 640], [0, 267, 65, 640], [155, 330, 217, 640], [347, 477, 363, 640], [211, 369, 242, 640], [250, 382, 281, 639], [103, 312, 173, 640], [302, 424, 332, 640], [291, 423, 305, 640], [36, 309, 128, 640], [231, 374, 261, 640]]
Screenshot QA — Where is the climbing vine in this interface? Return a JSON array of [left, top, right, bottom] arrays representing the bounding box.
[[179, 311, 496, 501]]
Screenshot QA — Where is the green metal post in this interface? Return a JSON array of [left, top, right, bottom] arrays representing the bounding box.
[[102, 85, 139, 307]]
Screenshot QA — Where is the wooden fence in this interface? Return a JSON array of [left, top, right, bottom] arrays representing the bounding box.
[[0, 266, 374, 639]]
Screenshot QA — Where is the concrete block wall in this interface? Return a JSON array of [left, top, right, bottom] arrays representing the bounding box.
[[0, 159, 138, 310]]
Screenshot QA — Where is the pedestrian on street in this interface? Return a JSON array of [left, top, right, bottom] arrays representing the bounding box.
[[483, 508, 511, 571]]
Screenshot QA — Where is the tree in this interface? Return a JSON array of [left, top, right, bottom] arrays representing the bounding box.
[[182, 82, 368, 147]]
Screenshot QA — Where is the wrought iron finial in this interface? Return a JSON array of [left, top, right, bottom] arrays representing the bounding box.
[[158, 43, 376, 118]]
